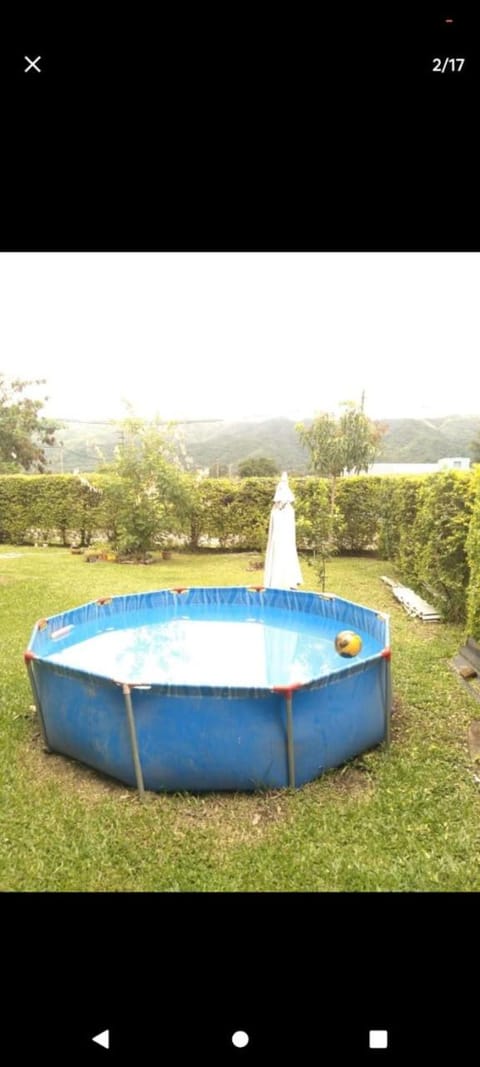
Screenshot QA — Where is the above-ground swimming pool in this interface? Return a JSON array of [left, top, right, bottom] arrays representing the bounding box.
[[25, 586, 391, 793]]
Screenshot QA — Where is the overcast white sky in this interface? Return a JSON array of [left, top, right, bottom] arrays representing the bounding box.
[[1, 252, 479, 424]]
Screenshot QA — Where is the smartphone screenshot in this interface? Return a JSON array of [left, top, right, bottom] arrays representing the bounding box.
[[1, 9, 478, 1063]]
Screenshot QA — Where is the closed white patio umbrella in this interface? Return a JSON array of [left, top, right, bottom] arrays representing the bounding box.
[[264, 472, 303, 589]]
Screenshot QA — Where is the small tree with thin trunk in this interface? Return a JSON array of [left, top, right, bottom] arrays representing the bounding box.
[[110, 413, 193, 560], [297, 402, 384, 504], [296, 402, 384, 582]]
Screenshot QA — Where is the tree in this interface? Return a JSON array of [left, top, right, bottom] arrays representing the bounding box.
[[296, 403, 385, 509], [341, 403, 386, 474], [0, 375, 60, 473], [237, 456, 279, 478], [295, 479, 345, 591], [296, 402, 384, 584], [109, 413, 193, 560], [296, 403, 384, 482]]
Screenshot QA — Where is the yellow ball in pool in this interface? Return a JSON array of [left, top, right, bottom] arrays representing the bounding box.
[[335, 630, 363, 658]]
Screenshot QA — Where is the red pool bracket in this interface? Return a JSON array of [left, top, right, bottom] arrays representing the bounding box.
[[272, 683, 303, 694]]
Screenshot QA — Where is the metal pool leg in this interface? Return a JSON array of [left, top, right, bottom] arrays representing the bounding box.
[[24, 654, 50, 751], [122, 684, 145, 798], [274, 685, 299, 788], [285, 691, 296, 788], [383, 653, 392, 749]]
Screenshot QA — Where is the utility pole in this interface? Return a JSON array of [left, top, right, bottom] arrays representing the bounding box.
[[60, 441, 64, 474]]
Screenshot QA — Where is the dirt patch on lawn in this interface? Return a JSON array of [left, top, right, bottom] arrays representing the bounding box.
[[21, 731, 124, 803], [171, 790, 293, 846], [468, 719, 480, 763], [20, 728, 294, 838], [322, 765, 375, 799], [390, 694, 408, 734], [0, 574, 16, 584], [20, 697, 406, 829]]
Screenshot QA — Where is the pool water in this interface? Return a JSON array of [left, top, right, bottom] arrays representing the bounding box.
[[45, 604, 382, 688]]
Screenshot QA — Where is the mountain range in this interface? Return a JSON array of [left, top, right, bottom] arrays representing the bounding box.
[[45, 414, 480, 474]]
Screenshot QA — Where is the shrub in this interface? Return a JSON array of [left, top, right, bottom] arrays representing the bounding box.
[[377, 476, 425, 569], [377, 472, 474, 622], [191, 478, 241, 548], [230, 478, 277, 552], [336, 476, 383, 552], [0, 469, 476, 627], [411, 471, 474, 621], [466, 467, 480, 640]]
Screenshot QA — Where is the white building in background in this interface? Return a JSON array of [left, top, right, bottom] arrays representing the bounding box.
[[359, 457, 471, 477], [436, 457, 470, 471], [365, 463, 437, 476]]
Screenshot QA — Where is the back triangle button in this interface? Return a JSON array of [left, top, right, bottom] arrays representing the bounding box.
[[92, 1030, 110, 1050]]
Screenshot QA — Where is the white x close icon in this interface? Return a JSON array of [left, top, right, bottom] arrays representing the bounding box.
[[24, 55, 41, 73]]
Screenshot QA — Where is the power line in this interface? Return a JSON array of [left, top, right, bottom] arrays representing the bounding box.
[[53, 417, 225, 425]]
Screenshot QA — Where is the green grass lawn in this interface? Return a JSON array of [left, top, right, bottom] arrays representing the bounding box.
[[1, 546, 479, 891]]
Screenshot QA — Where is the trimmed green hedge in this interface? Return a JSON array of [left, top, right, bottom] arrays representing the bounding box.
[[377, 476, 425, 570], [0, 473, 366, 553], [293, 477, 331, 551], [188, 477, 334, 552], [230, 478, 277, 551], [377, 472, 474, 622], [0, 473, 118, 546], [412, 471, 474, 622], [336, 476, 383, 552], [189, 478, 243, 549], [189, 477, 343, 553], [1, 470, 479, 630], [466, 467, 480, 640]]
